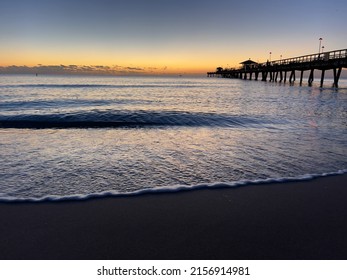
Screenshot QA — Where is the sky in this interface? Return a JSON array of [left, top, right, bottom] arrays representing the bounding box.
[[0, 0, 346, 75]]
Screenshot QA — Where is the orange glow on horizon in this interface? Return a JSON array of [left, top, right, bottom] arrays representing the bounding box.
[[0, 43, 329, 75]]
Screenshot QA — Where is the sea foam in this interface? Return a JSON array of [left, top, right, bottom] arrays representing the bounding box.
[[0, 170, 345, 203]]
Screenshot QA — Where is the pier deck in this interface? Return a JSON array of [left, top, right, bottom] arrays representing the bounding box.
[[208, 49, 347, 87]]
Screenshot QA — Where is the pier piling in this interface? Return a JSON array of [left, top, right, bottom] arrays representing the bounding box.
[[308, 69, 314, 86], [320, 70, 325, 87]]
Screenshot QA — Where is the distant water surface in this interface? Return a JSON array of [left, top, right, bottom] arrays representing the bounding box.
[[0, 75, 346, 201]]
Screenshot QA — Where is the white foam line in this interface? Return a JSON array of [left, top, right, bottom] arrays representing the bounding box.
[[0, 169, 346, 203]]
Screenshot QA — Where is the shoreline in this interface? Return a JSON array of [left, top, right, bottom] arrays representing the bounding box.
[[1, 171, 346, 203], [0, 173, 346, 260]]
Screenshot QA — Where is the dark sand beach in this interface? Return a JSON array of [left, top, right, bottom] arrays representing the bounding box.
[[0, 174, 346, 260]]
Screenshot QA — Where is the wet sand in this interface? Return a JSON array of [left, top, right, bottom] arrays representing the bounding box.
[[0, 174, 346, 260]]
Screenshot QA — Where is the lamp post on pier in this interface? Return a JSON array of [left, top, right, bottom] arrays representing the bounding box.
[[318, 38, 323, 54]]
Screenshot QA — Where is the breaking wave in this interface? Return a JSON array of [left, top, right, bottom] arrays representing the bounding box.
[[0, 170, 346, 202]]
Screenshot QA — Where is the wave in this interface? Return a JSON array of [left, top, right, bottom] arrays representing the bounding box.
[[0, 110, 275, 129], [0, 99, 149, 110], [1, 169, 346, 203]]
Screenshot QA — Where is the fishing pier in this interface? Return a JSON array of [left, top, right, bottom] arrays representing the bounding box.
[[207, 49, 347, 87]]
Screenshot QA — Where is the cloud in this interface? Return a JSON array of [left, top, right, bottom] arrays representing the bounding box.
[[125, 67, 144, 71], [0, 64, 156, 75]]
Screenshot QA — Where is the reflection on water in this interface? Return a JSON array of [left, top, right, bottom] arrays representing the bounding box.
[[0, 76, 346, 200]]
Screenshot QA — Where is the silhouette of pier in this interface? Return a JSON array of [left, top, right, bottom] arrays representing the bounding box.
[[207, 49, 347, 87]]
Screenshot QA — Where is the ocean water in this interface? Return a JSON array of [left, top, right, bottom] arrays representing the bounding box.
[[0, 75, 346, 201]]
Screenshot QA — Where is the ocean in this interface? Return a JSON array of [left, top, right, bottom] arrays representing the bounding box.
[[0, 74, 346, 201]]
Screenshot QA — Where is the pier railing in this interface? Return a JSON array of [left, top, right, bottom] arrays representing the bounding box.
[[267, 49, 347, 67]]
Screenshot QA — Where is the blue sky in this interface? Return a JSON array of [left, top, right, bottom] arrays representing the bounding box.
[[0, 0, 346, 74]]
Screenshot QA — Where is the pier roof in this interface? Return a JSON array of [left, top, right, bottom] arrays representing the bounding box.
[[240, 59, 258, 65]]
